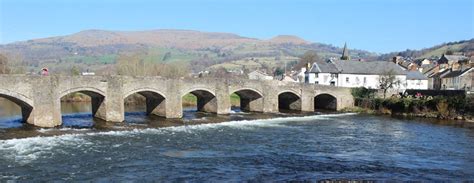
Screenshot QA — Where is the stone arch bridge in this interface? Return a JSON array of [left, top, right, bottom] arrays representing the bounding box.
[[0, 76, 354, 127]]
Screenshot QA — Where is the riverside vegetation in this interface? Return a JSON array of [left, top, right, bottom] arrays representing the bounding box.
[[345, 87, 474, 121]]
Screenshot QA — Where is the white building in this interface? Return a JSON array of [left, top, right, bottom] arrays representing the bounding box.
[[248, 70, 273, 80], [81, 72, 95, 76], [305, 60, 407, 91], [405, 71, 428, 89]]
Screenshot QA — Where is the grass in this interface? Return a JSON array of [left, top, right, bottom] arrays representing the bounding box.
[[418, 43, 468, 59], [64, 54, 117, 64], [208, 56, 299, 71], [143, 47, 199, 63]]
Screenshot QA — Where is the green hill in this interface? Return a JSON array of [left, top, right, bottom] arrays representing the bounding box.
[[0, 29, 375, 74], [378, 39, 474, 61]]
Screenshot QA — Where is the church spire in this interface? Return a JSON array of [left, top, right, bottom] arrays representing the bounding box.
[[341, 42, 350, 60]]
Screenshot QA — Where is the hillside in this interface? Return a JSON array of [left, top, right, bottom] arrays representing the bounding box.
[[378, 39, 474, 61], [0, 29, 375, 74]]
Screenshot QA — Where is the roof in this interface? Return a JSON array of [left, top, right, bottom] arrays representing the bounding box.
[[430, 68, 451, 78], [422, 65, 439, 76], [442, 55, 469, 62], [309, 60, 406, 75], [414, 58, 430, 66], [420, 63, 436, 70], [249, 70, 270, 76], [309, 60, 339, 73], [406, 71, 428, 80], [280, 75, 296, 82], [441, 68, 473, 78], [399, 61, 412, 69]]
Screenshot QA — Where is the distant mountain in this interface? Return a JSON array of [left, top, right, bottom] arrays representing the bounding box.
[[0, 29, 376, 73], [378, 39, 474, 61]]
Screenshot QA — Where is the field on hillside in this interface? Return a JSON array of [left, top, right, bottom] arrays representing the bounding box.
[[418, 42, 469, 59], [208, 56, 299, 71]]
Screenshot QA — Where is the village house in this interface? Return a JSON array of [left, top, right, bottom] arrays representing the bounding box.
[[248, 70, 273, 80], [393, 57, 418, 71], [418, 63, 437, 73], [414, 58, 433, 66], [405, 71, 428, 89], [424, 53, 473, 90], [438, 54, 469, 65], [305, 59, 407, 91], [440, 67, 474, 93]]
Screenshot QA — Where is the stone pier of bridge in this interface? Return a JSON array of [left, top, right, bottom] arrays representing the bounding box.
[[0, 75, 354, 127]]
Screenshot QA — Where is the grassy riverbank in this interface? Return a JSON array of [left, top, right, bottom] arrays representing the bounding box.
[[344, 96, 474, 122], [348, 87, 474, 121]]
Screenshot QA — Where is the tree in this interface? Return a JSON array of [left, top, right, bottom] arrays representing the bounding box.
[[294, 50, 320, 69], [116, 52, 145, 76], [378, 69, 402, 98], [162, 52, 172, 61], [340, 55, 349, 60], [71, 66, 81, 76], [274, 67, 285, 76], [0, 54, 10, 74]]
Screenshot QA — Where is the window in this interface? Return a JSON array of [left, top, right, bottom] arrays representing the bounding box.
[[330, 81, 335, 86], [315, 81, 319, 84], [315, 73, 319, 78], [346, 77, 349, 83], [363, 77, 367, 84]]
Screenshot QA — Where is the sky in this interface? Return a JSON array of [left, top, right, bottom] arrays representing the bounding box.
[[0, 0, 473, 53]]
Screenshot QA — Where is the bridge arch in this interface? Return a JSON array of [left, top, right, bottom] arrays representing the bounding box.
[[58, 87, 107, 125], [59, 87, 106, 99], [123, 88, 167, 118], [278, 91, 301, 112], [182, 88, 217, 113], [230, 88, 264, 112], [0, 89, 34, 123], [314, 93, 337, 111]]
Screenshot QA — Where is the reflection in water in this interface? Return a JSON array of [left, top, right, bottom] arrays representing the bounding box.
[[61, 102, 92, 114], [0, 99, 22, 128], [60, 102, 94, 128]]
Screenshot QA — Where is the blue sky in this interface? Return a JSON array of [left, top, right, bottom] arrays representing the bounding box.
[[0, 0, 473, 53]]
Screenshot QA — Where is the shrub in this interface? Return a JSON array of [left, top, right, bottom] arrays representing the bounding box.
[[353, 95, 469, 118], [447, 96, 466, 113], [351, 87, 376, 98], [436, 99, 449, 118]]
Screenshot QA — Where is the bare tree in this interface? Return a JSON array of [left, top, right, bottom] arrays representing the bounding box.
[[294, 50, 320, 69], [116, 52, 145, 76], [0, 54, 10, 74], [378, 69, 402, 98]]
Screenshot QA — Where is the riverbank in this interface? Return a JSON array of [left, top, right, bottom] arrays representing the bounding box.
[[342, 106, 474, 123]]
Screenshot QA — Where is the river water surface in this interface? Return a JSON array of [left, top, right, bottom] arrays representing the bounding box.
[[1, 103, 474, 181]]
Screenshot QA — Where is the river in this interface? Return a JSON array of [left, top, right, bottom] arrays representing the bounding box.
[[1, 102, 474, 181]]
